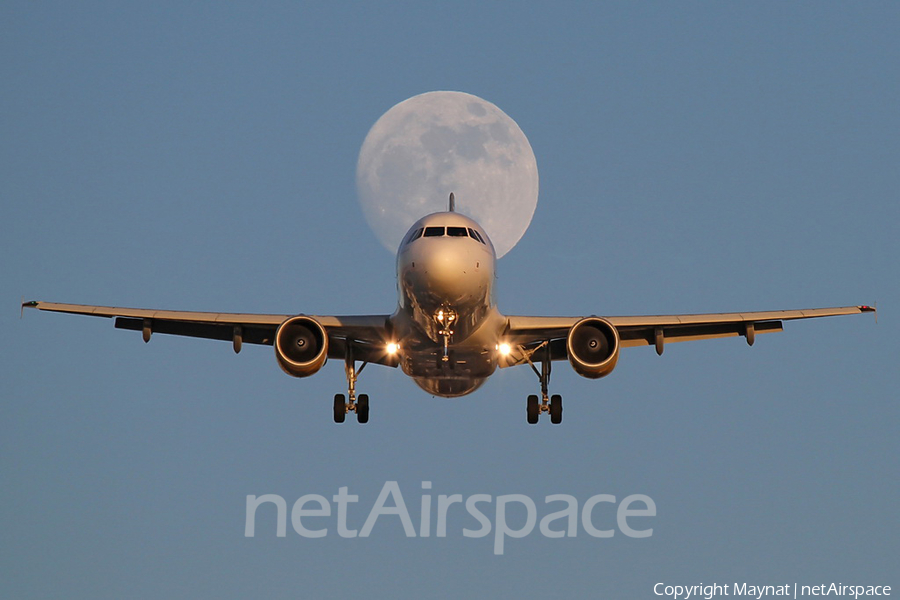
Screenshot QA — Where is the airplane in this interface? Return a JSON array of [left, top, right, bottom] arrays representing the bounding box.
[[23, 193, 874, 424]]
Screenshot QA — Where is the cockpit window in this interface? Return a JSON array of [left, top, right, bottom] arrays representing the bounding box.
[[404, 227, 424, 245], [417, 225, 486, 242]]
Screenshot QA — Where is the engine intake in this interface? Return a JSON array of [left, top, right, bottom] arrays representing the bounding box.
[[566, 317, 620, 379], [275, 316, 328, 378]]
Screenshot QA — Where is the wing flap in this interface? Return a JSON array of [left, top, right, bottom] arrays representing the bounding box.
[[114, 317, 277, 345], [618, 320, 783, 348]]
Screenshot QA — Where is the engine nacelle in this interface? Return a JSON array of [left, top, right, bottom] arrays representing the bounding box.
[[566, 317, 620, 379], [275, 316, 328, 378]]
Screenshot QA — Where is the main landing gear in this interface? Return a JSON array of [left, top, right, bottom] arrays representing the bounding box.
[[523, 342, 563, 425], [334, 351, 370, 424]]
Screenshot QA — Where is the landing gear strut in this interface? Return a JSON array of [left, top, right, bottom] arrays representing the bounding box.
[[522, 342, 563, 425], [334, 348, 370, 424], [435, 307, 457, 364]]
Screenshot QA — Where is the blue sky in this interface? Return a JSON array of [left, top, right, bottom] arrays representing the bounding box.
[[2, 2, 897, 598]]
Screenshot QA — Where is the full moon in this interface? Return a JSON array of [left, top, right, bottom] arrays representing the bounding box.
[[356, 91, 539, 258]]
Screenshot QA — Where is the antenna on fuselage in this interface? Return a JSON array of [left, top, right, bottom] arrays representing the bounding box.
[[448, 192, 455, 212]]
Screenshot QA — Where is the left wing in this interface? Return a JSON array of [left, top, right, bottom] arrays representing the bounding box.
[[22, 301, 393, 363], [503, 305, 875, 361]]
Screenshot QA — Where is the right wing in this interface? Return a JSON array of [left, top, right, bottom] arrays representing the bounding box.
[[22, 301, 395, 364]]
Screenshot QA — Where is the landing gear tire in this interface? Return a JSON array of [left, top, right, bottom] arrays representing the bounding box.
[[357, 394, 369, 424], [526, 394, 539, 424], [333, 394, 346, 423], [549, 394, 563, 425]]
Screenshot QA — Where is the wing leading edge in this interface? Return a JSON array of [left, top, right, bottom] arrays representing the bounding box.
[[503, 305, 875, 361]]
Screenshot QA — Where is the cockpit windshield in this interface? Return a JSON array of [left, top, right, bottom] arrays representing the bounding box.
[[403, 224, 487, 246]]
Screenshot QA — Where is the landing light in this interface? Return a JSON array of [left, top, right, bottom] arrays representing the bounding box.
[[387, 342, 399, 355], [498, 342, 511, 356]]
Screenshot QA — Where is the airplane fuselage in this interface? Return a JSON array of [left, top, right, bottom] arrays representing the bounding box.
[[391, 211, 505, 397]]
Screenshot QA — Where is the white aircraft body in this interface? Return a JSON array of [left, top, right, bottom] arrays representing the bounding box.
[[24, 195, 874, 424]]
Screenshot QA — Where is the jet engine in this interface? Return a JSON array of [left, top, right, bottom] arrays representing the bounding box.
[[566, 317, 620, 379], [275, 316, 328, 377]]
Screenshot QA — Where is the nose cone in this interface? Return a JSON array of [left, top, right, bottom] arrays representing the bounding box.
[[425, 244, 470, 288], [402, 238, 488, 308]]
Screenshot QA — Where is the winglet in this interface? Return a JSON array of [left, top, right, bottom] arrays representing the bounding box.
[[21, 299, 38, 318], [859, 303, 877, 324], [449, 192, 455, 212]]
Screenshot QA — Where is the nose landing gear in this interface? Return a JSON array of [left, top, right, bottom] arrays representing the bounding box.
[[435, 307, 458, 363], [334, 349, 370, 424]]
